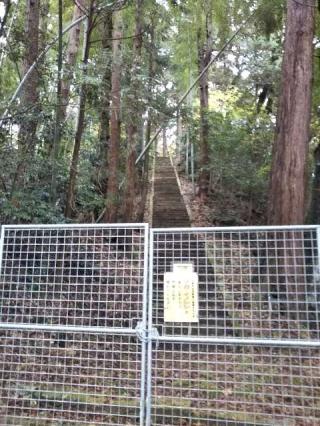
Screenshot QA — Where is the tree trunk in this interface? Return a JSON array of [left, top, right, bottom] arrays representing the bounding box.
[[266, 0, 315, 321], [60, 0, 85, 122], [197, 8, 213, 200], [268, 0, 315, 225], [137, 113, 152, 221], [136, 20, 156, 222], [51, 0, 63, 202], [122, 0, 144, 222], [15, 0, 40, 187], [96, 11, 113, 194], [104, 10, 123, 223], [64, 1, 94, 218]]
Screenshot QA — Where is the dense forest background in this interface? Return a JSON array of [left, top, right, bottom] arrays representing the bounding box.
[[0, 0, 318, 226]]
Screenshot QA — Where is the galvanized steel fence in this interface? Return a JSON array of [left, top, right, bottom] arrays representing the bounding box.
[[0, 224, 149, 426], [0, 224, 320, 425]]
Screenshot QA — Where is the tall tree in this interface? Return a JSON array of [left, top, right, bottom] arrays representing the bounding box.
[[136, 16, 156, 221], [15, 0, 40, 188], [268, 0, 316, 225], [122, 0, 144, 221], [60, 0, 85, 123], [197, 1, 213, 200], [51, 0, 63, 201], [65, 0, 94, 218], [104, 9, 123, 222], [96, 10, 113, 194]]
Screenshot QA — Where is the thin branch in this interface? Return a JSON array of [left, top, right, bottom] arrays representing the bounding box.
[[72, 0, 89, 16], [90, 29, 147, 44]]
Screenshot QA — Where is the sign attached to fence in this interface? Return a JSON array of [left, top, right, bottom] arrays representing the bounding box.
[[164, 263, 199, 322]]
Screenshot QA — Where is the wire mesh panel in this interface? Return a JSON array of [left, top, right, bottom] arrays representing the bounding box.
[[0, 225, 147, 328], [0, 224, 148, 426], [148, 226, 320, 426], [0, 330, 142, 425]]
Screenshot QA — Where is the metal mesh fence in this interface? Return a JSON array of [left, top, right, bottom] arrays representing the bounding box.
[[1, 224, 320, 425], [0, 224, 148, 426], [0, 330, 142, 425], [148, 227, 320, 425], [0, 225, 147, 328]]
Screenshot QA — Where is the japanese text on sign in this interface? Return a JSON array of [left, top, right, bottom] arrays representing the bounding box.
[[164, 263, 199, 323]]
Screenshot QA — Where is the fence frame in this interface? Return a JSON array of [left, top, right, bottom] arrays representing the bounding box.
[[146, 225, 320, 425], [0, 222, 149, 426], [1, 223, 320, 425]]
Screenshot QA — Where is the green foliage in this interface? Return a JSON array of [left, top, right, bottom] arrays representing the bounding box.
[[0, 189, 65, 224], [207, 110, 272, 196], [0, 0, 314, 225]]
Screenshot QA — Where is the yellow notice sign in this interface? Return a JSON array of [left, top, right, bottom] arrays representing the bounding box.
[[164, 263, 199, 323]]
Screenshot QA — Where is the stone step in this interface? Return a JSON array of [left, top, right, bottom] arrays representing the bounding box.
[[152, 157, 190, 228]]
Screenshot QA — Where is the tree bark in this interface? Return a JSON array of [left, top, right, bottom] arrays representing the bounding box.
[[15, 0, 40, 186], [104, 10, 123, 223], [64, 1, 94, 218], [122, 0, 144, 222], [136, 20, 156, 222], [96, 11, 113, 194], [60, 0, 85, 122], [268, 0, 315, 225], [51, 0, 63, 202], [197, 7, 213, 200], [266, 0, 316, 321]]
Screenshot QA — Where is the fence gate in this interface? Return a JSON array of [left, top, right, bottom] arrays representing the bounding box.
[[1, 224, 320, 426], [0, 224, 149, 425], [147, 226, 320, 426]]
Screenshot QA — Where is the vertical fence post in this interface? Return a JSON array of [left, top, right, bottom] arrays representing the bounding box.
[[146, 228, 154, 426], [0, 226, 4, 278], [140, 224, 149, 426], [316, 226, 320, 325], [0, 226, 4, 319]]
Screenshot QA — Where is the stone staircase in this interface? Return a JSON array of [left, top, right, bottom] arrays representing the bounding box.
[[152, 157, 190, 228]]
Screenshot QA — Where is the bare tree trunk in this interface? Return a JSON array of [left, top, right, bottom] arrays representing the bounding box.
[[65, 1, 94, 218], [96, 11, 113, 194], [60, 0, 85, 122], [51, 0, 63, 202], [122, 0, 144, 222], [137, 113, 152, 221], [268, 0, 315, 225], [15, 0, 40, 187], [197, 7, 213, 200], [104, 10, 123, 223], [136, 20, 155, 222], [266, 0, 315, 321]]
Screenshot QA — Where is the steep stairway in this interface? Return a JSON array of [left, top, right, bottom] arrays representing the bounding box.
[[152, 157, 190, 228]]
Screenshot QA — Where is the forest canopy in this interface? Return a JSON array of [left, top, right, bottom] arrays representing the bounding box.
[[0, 0, 318, 226]]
